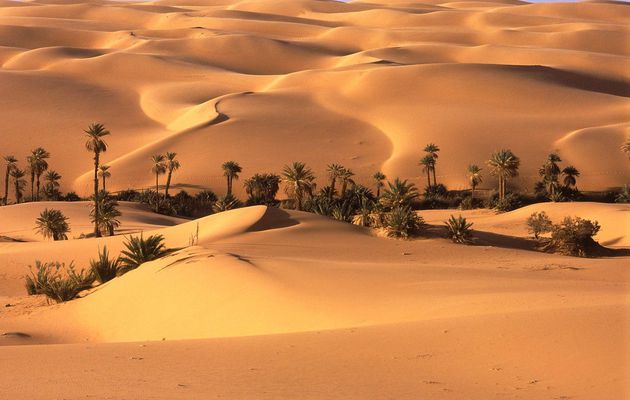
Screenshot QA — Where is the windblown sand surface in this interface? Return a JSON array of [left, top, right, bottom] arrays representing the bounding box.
[[0, 201, 628, 399], [0, 0, 628, 198], [0, 0, 629, 398]]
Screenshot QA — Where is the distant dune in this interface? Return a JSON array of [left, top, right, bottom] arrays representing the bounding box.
[[0, 0, 628, 199]]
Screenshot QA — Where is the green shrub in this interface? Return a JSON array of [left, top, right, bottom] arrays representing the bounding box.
[[119, 234, 171, 273], [526, 211, 553, 239], [616, 185, 630, 203], [90, 247, 121, 284], [444, 214, 473, 244], [547, 217, 601, 257], [384, 206, 425, 238], [212, 195, 241, 213], [24, 261, 60, 295], [489, 192, 524, 212], [25, 261, 94, 302]]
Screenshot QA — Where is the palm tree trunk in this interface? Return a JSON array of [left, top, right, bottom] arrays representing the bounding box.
[[165, 170, 172, 198], [432, 167, 437, 186], [330, 178, 336, 201], [14, 179, 19, 204], [36, 174, 41, 201], [155, 173, 160, 212], [227, 176, 232, 197], [30, 171, 34, 201], [471, 185, 475, 200], [376, 186, 380, 198], [426, 170, 431, 188], [3, 169, 9, 205], [102, 177, 106, 192], [94, 153, 101, 237]]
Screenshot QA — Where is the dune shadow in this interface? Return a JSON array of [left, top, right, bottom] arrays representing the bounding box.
[[246, 207, 300, 233]]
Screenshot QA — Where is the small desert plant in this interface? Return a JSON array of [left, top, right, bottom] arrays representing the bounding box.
[[526, 211, 553, 240], [384, 206, 425, 238], [546, 216, 601, 257], [25, 261, 60, 295], [90, 247, 121, 284], [444, 214, 474, 244], [616, 185, 630, 203], [118, 234, 171, 273], [25, 261, 93, 302]]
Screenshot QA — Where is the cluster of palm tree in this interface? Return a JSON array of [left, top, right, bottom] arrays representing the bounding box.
[[2, 148, 65, 205], [534, 153, 580, 201], [149, 152, 181, 212]]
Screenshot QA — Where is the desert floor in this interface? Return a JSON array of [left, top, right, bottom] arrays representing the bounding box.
[[0, 201, 628, 399]]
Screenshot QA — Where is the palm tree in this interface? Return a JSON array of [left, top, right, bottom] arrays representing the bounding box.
[[467, 165, 483, 200], [221, 161, 242, 197], [539, 153, 562, 196], [562, 166, 580, 188], [10, 168, 26, 204], [84, 123, 110, 237], [379, 179, 419, 209], [164, 152, 180, 198], [90, 191, 121, 236], [621, 136, 629, 159], [43, 170, 62, 200], [282, 162, 315, 211], [487, 149, 520, 201], [419, 155, 434, 188], [151, 154, 166, 212], [424, 143, 440, 185], [29, 147, 50, 201], [244, 173, 281, 205], [326, 164, 345, 200], [35, 208, 69, 240], [373, 171, 386, 198], [340, 168, 355, 197], [3, 155, 17, 205], [98, 165, 111, 192]]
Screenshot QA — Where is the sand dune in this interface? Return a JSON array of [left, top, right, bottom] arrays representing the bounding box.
[[0, 202, 628, 398], [0, 0, 627, 199], [0, 1, 629, 398]]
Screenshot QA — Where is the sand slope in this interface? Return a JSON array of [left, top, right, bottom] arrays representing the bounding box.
[[0, 202, 628, 399], [0, 0, 628, 200]]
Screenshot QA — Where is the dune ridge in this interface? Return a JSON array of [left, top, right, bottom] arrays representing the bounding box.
[[0, 0, 628, 199]]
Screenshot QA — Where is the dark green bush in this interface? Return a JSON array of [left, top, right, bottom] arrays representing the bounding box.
[[384, 206, 425, 238], [119, 234, 171, 273], [546, 217, 601, 257], [25, 261, 94, 302], [526, 211, 553, 239], [90, 247, 121, 284], [444, 215, 473, 244]]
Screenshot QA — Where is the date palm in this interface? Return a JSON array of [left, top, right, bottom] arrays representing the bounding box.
[[539, 153, 562, 196], [98, 165, 111, 192], [487, 149, 520, 201], [3, 155, 17, 205], [379, 178, 418, 209], [467, 164, 483, 200], [221, 161, 242, 197], [84, 123, 110, 237], [164, 152, 180, 198], [419, 155, 434, 189], [44, 170, 62, 200], [424, 143, 440, 185], [373, 171, 386, 198], [28, 147, 50, 201], [562, 166, 580, 188], [326, 164, 345, 200], [151, 154, 166, 212], [340, 168, 355, 197], [90, 191, 121, 236], [282, 161, 315, 211], [35, 208, 69, 241], [10, 168, 26, 204]]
